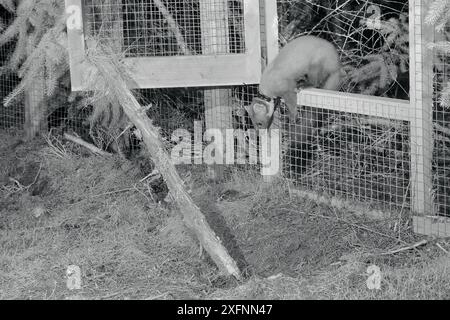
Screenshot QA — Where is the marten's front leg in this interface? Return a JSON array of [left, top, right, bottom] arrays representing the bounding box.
[[282, 91, 300, 124]]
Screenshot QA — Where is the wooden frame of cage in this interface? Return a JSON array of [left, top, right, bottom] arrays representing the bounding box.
[[65, 0, 265, 91], [293, 0, 450, 237]]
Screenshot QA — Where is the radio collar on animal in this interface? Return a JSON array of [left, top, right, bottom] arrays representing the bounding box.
[[246, 35, 342, 130], [255, 92, 273, 103]]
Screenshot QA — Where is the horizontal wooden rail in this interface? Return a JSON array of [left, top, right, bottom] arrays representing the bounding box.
[[297, 88, 411, 121]]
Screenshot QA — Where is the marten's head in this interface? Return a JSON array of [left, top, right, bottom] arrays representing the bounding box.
[[244, 97, 276, 130]]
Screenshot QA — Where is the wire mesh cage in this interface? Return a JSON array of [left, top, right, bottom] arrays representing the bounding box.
[[63, 0, 268, 160], [0, 61, 22, 130], [270, 0, 413, 215], [83, 0, 246, 57], [273, 0, 449, 236], [138, 84, 260, 165], [67, 0, 264, 87], [2, 0, 449, 235], [432, 25, 450, 218], [281, 103, 411, 213]]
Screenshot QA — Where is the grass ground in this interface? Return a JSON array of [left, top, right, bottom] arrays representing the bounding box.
[[0, 130, 449, 300]]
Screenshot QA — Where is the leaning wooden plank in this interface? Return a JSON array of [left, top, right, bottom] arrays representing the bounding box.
[[86, 54, 242, 280]]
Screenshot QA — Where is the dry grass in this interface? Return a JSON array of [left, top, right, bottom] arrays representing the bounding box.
[[0, 131, 214, 299], [0, 131, 449, 300]]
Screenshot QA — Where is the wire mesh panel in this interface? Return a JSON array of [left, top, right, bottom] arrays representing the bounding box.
[[0, 63, 22, 130], [410, 0, 449, 236], [281, 92, 412, 213], [141, 85, 260, 163], [432, 25, 450, 221], [276, 0, 409, 99], [0, 11, 23, 130], [272, 0, 450, 236], [83, 0, 246, 57], [62, 0, 275, 167], [433, 26, 450, 216], [142, 87, 205, 138], [266, 0, 413, 214], [66, 0, 264, 90]]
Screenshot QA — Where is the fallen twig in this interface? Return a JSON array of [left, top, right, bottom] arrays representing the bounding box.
[[4, 162, 42, 194], [436, 242, 449, 254], [63, 133, 112, 157], [45, 130, 70, 159], [153, 0, 191, 55], [140, 169, 161, 183], [379, 240, 428, 255], [26, 161, 42, 189]]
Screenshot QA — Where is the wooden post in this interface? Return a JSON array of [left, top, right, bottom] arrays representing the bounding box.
[[409, 0, 434, 219], [65, 0, 87, 92], [262, 0, 280, 181], [411, 0, 450, 237], [264, 0, 279, 66], [23, 2, 45, 139], [24, 68, 46, 139], [199, 0, 233, 180]]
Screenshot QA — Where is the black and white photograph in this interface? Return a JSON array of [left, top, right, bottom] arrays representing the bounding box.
[[0, 0, 449, 303]]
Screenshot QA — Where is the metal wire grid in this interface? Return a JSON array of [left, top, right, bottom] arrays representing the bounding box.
[[139, 85, 260, 164], [0, 66, 22, 130], [45, 85, 258, 162], [432, 26, 450, 217], [83, 0, 246, 57], [0, 0, 430, 219], [271, 0, 413, 213], [0, 11, 23, 131], [281, 105, 411, 212], [142, 87, 205, 138]]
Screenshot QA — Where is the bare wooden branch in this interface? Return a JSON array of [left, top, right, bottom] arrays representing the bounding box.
[[379, 240, 428, 255], [90, 57, 242, 280], [436, 242, 449, 254], [63, 133, 112, 157], [153, 0, 191, 55]]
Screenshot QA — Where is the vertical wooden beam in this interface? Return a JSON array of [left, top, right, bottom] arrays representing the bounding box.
[[261, 0, 280, 181], [200, 0, 233, 180], [65, 0, 87, 91], [24, 72, 45, 140], [410, 0, 434, 219], [263, 0, 279, 66], [23, 0, 45, 139]]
